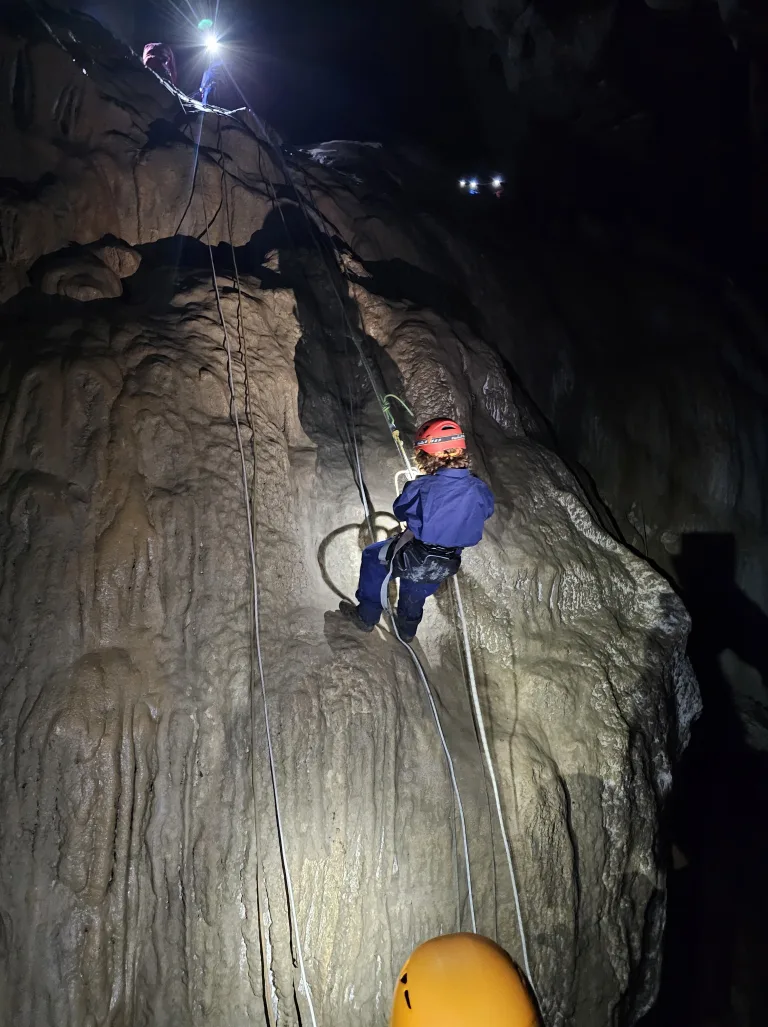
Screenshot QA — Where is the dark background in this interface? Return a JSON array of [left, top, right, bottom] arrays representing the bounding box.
[[81, 0, 759, 265], [27, 2, 768, 1024], [82, 0, 483, 152]]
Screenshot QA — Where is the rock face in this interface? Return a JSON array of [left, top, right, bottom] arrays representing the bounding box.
[[0, 9, 697, 1027], [449, 211, 768, 749], [26, 237, 142, 302], [0, 7, 283, 299]]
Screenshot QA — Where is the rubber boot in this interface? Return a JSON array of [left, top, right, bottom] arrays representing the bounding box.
[[338, 599, 376, 632], [394, 617, 416, 643]]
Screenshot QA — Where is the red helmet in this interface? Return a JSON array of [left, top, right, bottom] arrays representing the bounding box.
[[415, 418, 466, 455], [142, 43, 178, 86]]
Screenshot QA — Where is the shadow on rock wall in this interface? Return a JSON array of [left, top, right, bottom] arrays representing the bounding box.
[[642, 532, 768, 1026]]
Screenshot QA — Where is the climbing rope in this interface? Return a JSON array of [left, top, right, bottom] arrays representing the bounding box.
[[452, 578, 534, 987], [10, 12, 308, 1019], [187, 109, 318, 1027], [212, 95, 478, 935], [274, 148, 530, 958], [187, 84, 532, 998], [206, 230, 318, 1027], [282, 167, 479, 935], [217, 149, 285, 1024], [394, 615, 477, 931], [377, 535, 477, 932], [373, 407, 535, 988], [188, 90, 475, 954], [345, 397, 375, 542], [348, 411, 475, 930], [25, 9, 535, 1009], [287, 163, 536, 990]]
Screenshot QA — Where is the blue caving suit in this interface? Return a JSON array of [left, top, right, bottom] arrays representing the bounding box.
[[197, 57, 224, 104], [356, 468, 495, 637]]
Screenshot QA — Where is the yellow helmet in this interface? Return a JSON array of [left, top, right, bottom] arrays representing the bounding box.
[[390, 933, 538, 1027]]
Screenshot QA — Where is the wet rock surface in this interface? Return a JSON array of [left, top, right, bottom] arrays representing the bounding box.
[[0, 9, 700, 1027]]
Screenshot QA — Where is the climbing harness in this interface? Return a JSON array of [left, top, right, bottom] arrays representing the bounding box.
[[377, 529, 414, 610], [393, 538, 462, 585]]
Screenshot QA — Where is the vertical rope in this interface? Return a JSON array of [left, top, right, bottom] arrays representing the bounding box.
[[206, 251, 318, 1027], [386, 592, 478, 934], [191, 111, 318, 1027], [187, 89, 532, 997], [452, 577, 535, 990]]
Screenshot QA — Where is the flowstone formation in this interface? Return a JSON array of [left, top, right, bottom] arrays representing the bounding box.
[[0, 8, 698, 1027]]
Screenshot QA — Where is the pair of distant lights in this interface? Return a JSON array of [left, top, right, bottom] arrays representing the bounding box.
[[459, 177, 503, 190], [197, 18, 220, 54]]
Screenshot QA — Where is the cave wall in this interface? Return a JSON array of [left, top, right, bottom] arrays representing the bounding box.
[[0, 8, 701, 1027], [468, 215, 768, 749], [0, 261, 695, 1027]]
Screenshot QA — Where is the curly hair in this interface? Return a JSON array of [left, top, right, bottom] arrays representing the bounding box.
[[414, 447, 469, 474]]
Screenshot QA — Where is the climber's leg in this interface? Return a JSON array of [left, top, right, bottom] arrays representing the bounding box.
[[351, 539, 391, 626], [395, 576, 442, 640]]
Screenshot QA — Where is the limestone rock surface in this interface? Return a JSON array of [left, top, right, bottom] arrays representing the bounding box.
[[0, 9, 698, 1027], [89, 239, 142, 279], [0, 7, 283, 301], [31, 247, 123, 300], [471, 220, 768, 748]]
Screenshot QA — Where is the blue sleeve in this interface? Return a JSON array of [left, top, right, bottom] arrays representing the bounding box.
[[393, 479, 420, 522], [479, 480, 495, 520]]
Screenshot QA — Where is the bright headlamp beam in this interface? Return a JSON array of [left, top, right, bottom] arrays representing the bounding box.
[[204, 32, 220, 54]]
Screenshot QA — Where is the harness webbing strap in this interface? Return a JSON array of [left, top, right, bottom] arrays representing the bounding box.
[[378, 529, 414, 609]]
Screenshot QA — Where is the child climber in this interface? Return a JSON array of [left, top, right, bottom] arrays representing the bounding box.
[[339, 418, 495, 642]]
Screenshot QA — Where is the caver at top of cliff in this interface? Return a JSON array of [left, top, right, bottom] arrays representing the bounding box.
[[0, 6, 697, 1027]]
